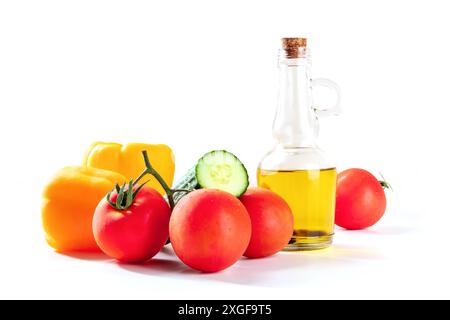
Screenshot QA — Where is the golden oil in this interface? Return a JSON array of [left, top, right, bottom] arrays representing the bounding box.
[[257, 168, 337, 250]]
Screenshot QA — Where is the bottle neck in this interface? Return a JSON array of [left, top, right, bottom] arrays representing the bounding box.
[[273, 57, 317, 148]]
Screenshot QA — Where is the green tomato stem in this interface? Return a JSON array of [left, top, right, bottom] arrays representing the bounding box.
[[378, 172, 393, 191], [142, 150, 176, 209], [133, 170, 148, 187], [107, 150, 190, 211]]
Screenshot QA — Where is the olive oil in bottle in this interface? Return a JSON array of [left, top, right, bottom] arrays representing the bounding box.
[[258, 38, 341, 250], [258, 168, 337, 250]]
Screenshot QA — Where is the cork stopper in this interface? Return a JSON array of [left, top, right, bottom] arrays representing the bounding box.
[[281, 37, 308, 58]]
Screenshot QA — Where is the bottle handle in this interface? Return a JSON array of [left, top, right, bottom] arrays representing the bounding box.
[[312, 78, 342, 117]]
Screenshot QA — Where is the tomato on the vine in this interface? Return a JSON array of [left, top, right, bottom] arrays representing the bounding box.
[[93, 184, 171, 263]]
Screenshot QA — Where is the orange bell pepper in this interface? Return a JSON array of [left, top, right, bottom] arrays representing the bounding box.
[[83, 142, 175, 195], [42, 166, 126, 252]]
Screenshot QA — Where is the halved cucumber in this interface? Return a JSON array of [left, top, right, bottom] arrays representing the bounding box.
[[195, 150, 249, 197]]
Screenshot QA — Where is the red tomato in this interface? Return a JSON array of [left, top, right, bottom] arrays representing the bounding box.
[[93, 187, 171, 262], [240, 187, 293, 258], [169, 189, 251, 273], [335, 168, 387, 230]]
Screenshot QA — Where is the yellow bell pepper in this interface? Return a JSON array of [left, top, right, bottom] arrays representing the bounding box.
[[42, 166, 126, 252], [83, 142, 175, 195]]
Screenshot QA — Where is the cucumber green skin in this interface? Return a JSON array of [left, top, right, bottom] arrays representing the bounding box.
[[195, 150, 249, 197], [172, 166, 200, 204]]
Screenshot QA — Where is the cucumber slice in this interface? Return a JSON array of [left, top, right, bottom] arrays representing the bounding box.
[[195, 150, 249, 197]]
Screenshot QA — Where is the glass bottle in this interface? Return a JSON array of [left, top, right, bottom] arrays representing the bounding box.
[[257, 38, 341, 251]]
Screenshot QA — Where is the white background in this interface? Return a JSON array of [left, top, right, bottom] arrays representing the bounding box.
[[1, 0, 449, 299]]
